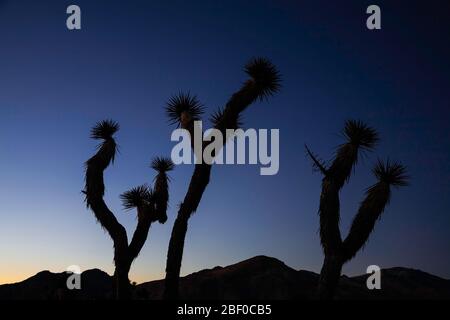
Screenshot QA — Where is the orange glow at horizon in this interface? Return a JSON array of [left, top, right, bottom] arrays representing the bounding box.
[[0, 264, 165, 286]]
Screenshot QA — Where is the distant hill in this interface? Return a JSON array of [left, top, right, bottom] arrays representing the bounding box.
[[137, 256, 450, 300], [0, 269, 112, 300], [1, 256, 449, 300]]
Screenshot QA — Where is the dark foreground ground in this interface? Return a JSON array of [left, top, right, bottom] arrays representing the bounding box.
[[1, 256, 449, 300]]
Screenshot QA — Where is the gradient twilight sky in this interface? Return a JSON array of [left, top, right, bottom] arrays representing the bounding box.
[[0, 0, 449, 284]]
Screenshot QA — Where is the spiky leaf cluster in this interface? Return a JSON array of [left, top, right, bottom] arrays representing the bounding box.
[[210, 107, 243, 131], [90, 120, 120, 140], [120, 185, 154, 210], [342, 120, 379, 150], [166, 92, 204, 125], [151, 157, 175, 173], [373, 159, 409, 187], [245, 57, 281, 100]]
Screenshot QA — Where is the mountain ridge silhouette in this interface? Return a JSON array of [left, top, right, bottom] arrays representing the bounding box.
[[1, 256, 449, 300]]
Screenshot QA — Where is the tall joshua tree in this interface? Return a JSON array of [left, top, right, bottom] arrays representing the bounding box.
[[84, 120, 174, 299], [305, 120, 409, 300], [163, 58, 281, 299]]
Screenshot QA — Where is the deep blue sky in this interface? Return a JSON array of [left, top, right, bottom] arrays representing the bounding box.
[[0, 0, 449, 283]]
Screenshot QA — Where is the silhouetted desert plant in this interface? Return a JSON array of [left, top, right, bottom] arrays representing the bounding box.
[[163, 58, 281, 299], [83, 120, 174, 299], [305, 120, 409, 300]]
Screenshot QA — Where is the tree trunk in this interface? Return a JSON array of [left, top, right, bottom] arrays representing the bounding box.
[[113, 265, 131, 300], [163, 212, 189, 300], [317, 255, 343, 300], [164, 164, 211, 299], [113, 244, 132, 300]]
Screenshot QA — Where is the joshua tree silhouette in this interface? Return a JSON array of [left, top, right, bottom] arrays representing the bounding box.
[[305, 120, 409, 300], [83, 120, 174, 300], [163, 58, 281, 299]]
